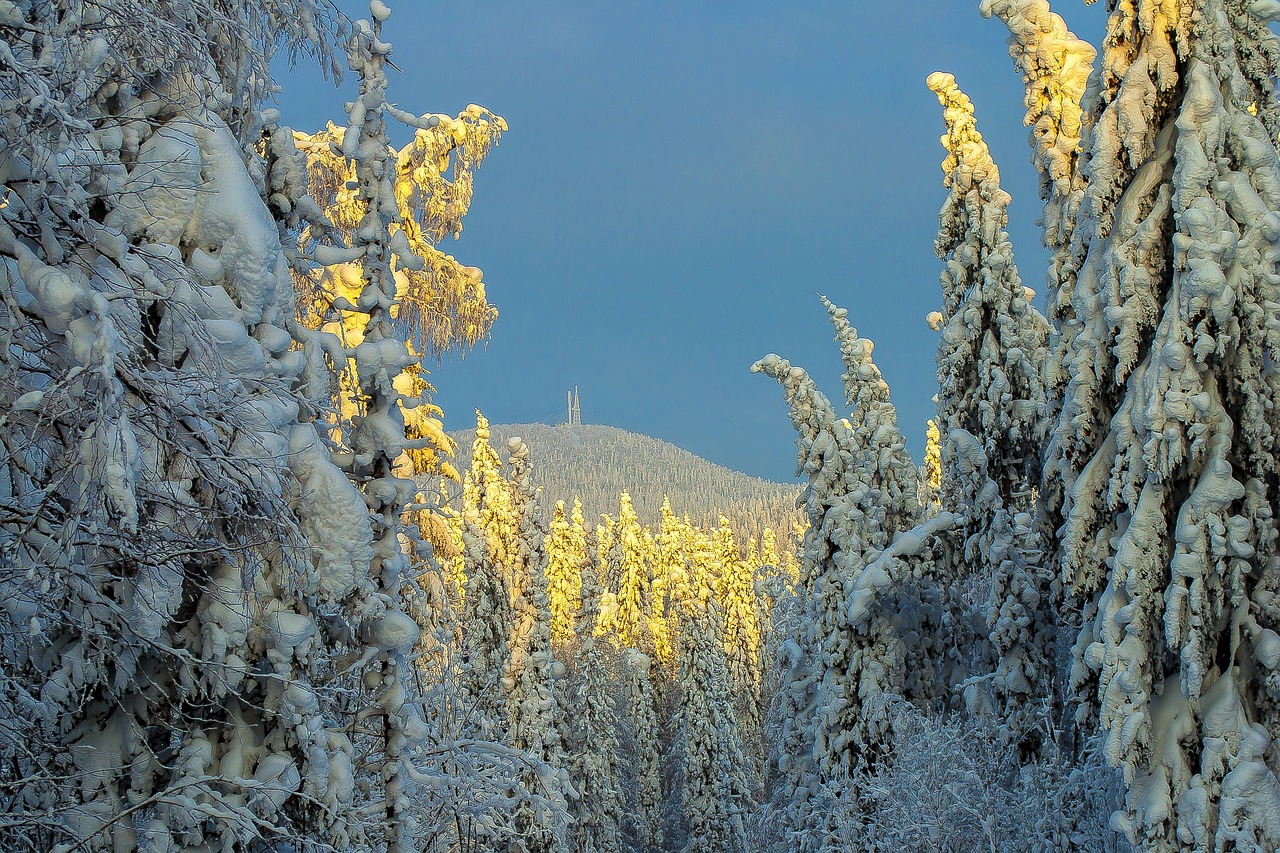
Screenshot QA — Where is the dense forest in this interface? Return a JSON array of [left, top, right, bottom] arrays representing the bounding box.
[[3, 1, 1280, 852]]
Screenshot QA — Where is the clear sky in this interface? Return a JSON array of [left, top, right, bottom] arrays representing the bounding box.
[[273, 1, 1109, 483]]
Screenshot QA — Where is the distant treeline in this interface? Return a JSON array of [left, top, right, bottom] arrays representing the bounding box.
[[438, 422, 804, 550]]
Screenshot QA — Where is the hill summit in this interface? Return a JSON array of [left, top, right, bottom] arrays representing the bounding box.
[[443, 422, 802, 545]]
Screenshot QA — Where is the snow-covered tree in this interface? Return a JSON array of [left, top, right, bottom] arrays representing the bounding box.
[[328, 12, 448, 847], [979, 0, 1096, 337], [502, 437, 570, 852], [602, 492, 652, 651], [620, 647, 665, 853], [920, 419, 943, 516], [293, 105, 504, 361], [752, 305, 957, 849], [457, 465, 512, 737], [1042, 2, 1280, 847], [821, 296, 920, 540], [567, 528, 624, 853], [716, 516, 764, 744], [927, 70, 1048, 515], [545, 498, 586, 650], [749, 351, 851, 851], [674, 593, 751, 853], [650, 496, 688, 665], [0, 2, 452, 850], [927, 70, 1057, 744], [469, 411, 522, 572]]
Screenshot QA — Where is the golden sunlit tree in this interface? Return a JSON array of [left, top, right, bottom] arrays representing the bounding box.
[[545, 498, 587, 649], [292, 106, 506, 480], [922, 419, 942, 515], [717, 516, 764, 742], [601, 492, 653, 650]]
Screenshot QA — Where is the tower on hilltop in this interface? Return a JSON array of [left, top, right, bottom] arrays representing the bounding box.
[[567, 387, 581, 426]]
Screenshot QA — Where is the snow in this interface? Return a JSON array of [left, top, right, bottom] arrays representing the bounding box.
[[288, 423, 374, 602], [5, 2, 1280, 851]]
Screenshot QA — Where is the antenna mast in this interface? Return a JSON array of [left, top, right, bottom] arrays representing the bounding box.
[[571, 386, 581, 426]]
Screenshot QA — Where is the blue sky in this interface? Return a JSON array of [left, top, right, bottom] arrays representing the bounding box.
[[274, 1, 1108, 482]]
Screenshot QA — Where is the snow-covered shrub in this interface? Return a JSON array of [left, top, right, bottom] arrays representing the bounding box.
[[859, 700, 1131, 853]]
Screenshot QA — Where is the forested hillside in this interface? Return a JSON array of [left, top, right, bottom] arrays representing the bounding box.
[[443, 422, 803, 546]]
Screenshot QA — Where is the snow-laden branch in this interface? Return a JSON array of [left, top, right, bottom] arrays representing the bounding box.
[[846, 511, 958, 626]]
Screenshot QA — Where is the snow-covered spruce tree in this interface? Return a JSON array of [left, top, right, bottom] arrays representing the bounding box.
[[1041, 2, 1280, 848], [674, 592, 751, 853], [650, 496, 688, 665], [0, 2, 455, 850], [920, 419, 943, 517], [752, 320, 956, 850], [979, 0, 1096, 345], [457, 435, 512, 737], [407, 528, 553, 850], [291, 103, 505, 503], [749, 353, 853, 851], [502, 436, 571, 852], [927, 71, 1048, 516], [821, 296, 920, 540], [603, 491, 652, 650], [324, 9, 464, 848], [620, 647, 664, 853], [292, 103, 505, 359], [567, 527, 624, 853], [470, 411, 522, 572], [454, 415, 522, 743], [545, 498, 586, 651], [716, 516, 764, 745], [596, 512, 622, 638], [926, 71, 1058, 745], [820, 300, 950, 718]]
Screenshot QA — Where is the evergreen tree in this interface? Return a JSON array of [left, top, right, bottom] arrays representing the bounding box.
[[545, 498, 586, 650], [717, 516, 764, 744], [750, 351, 867, 850], [753, 315, 958, 849], [503, 437, 570, 852], [650, 497, 689, 665], [1043, 2, 1280, 847], [822, 297, 920, 540], [921, 419, 943, 515], [927, 70, 1057, 743], [568, 530, 624, 853], [927, 71, 1049, 515], [620, 648, 665, 853], [606, 492, 652, 651], [0, 2, 457, 849], [458, 427, 513, 738], [675, 594, 751, 853], [293, 106, 504, 361], [979, 0, 1097, 428]]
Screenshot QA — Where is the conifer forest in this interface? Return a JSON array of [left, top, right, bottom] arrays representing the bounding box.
[[4, 1, 1280, 851]]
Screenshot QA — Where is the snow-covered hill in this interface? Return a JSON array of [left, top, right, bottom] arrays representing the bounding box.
[[442, 422, 802, 543]]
